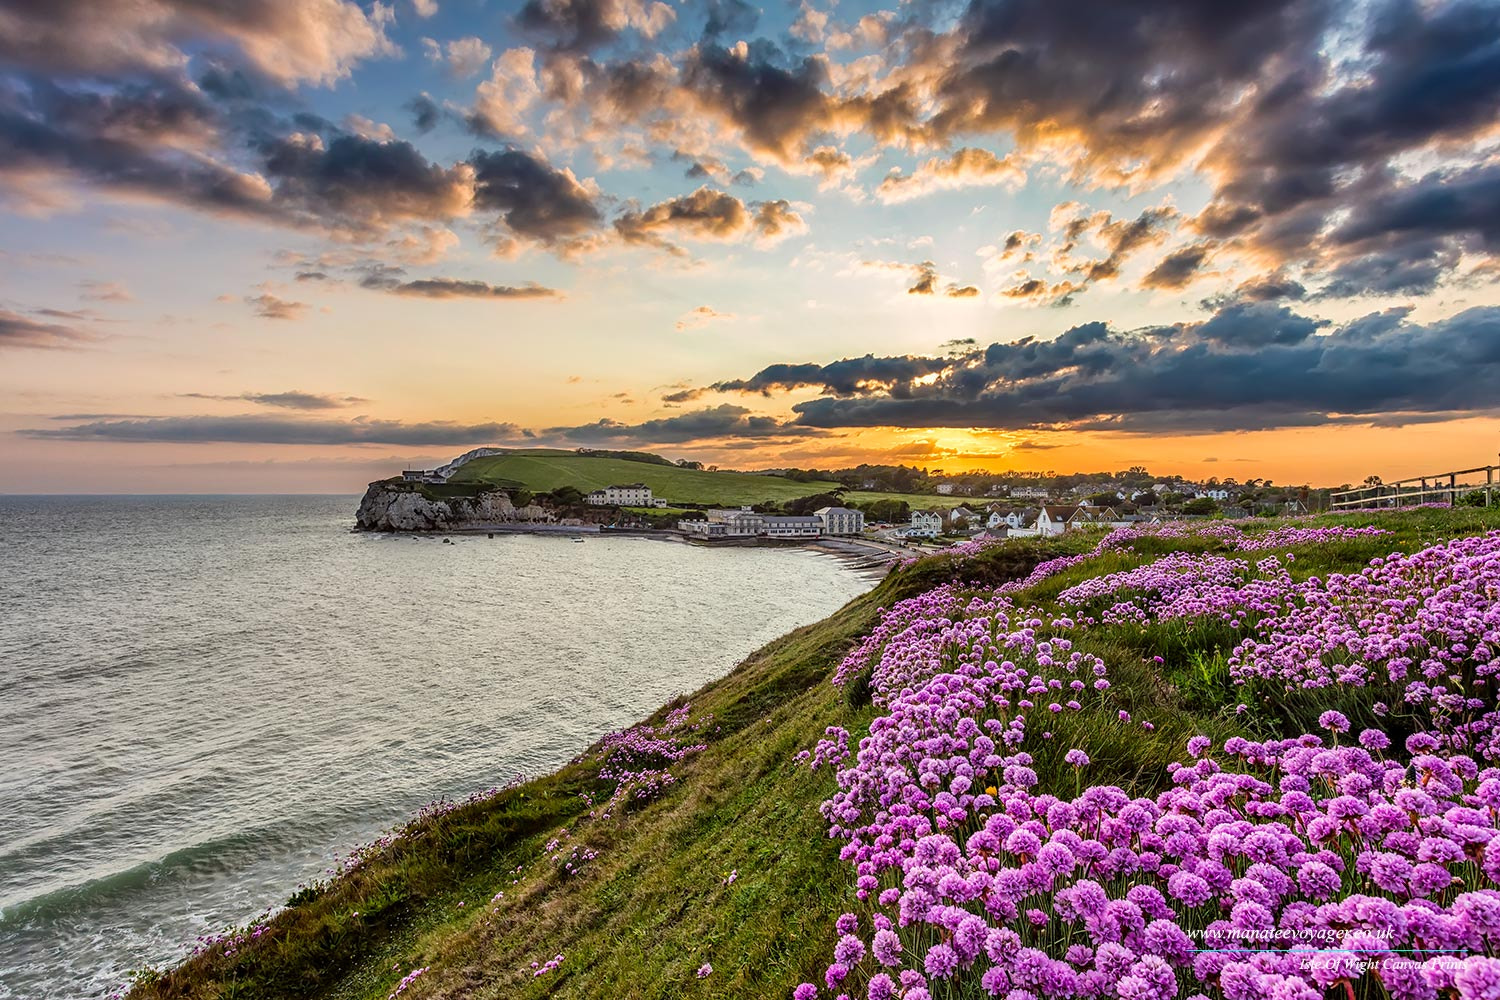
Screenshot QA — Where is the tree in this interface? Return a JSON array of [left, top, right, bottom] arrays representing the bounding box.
[[1182, 497, 1218, 515], [1363, 475, 1383, 487]]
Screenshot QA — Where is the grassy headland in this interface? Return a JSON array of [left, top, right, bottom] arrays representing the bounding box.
[[446, 451, 975, 511], [125, 506, 1500, 1000]]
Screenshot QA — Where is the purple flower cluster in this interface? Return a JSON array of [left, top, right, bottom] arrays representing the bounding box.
[[388, 965, 428, 998], [593, 703, 711, 811], [1229, 532, 1500, 753], [800, 529, 1500, 1000]]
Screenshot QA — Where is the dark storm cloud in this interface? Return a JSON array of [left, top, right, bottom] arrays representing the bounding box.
[[0, 77, 278, 220], [406, 94, 443, 133], [679, 41, 833, 162], [547, 404, 820, 444], [691, 303, 1500, 434], [1142, 244, 1214, 290], [709, 354, 955, 397], [261, 133, 472, 234], [26, 416, 529, 446], [470, 148, 603, 245], [613, 186, 804, 253]]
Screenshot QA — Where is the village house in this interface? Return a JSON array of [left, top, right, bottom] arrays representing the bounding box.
[[907, 510, 943, 538], [1035, 505, 1082, 537], [814, 506, 865, 536], [401, 469, 447, 484], [987, 505, 1038, 530], [935, 482, 956, 495], [944, 506, 979, 530], [1009, 486, 1051, 501], [584, 483, 659, 506]]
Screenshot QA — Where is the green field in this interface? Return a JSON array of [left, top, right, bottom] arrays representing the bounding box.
[[448, 451, 973, 511], [451, 452, 843, 505]]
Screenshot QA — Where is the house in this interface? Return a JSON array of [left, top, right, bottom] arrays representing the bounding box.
[[763, 515, 822, 538], [1073, 504, 1118, 524], [1010, 486, 1051, 501], [1035, 505, 1082, 536], [907, 510, 943, 538], [401, 469, 446, 484], [585, 483, 656, 506], [945, 506, 978, 531], [935, 482, 956, 495], [814, 506, 865, 536], [987, 505, 1038, 530], [1196, 488, 1231, 501]]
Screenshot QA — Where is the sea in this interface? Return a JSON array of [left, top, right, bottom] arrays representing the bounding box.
[[0, 495, 875, 999]]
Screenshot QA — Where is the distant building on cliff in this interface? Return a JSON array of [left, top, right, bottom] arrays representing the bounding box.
[[585, 483, 659, 506], [401, 469, 447, 483]]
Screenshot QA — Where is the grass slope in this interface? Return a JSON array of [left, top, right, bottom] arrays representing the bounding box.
[[448, 453, 977, 511], [451, 454, 843, 506], [128, 507, 1500, 1000]]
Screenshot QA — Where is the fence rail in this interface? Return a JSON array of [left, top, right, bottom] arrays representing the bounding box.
[[1330, 459, 1499, 509]]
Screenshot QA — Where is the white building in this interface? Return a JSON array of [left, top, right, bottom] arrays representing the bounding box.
[[763, 515, 822, 537], [908, 510, 943, 538], [1035, 505, 1082, 537], [401, 469, 447, 483], [1196, 489, 1231, 501], [814, 506, 865, 536], [585, 483, 656, 506], [706, 508, 767, 535], [935, 482, 955, 495], [1010, 486, 1051, 501]]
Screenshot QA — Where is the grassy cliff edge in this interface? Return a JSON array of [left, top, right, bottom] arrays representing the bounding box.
[[125, 507, 1500, 1000]]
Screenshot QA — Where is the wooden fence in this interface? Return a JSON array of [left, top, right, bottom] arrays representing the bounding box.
[[1330, 459, 1499, 509]]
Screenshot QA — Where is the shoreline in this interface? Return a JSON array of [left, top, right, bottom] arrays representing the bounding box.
[[365, 522, 904, 575]]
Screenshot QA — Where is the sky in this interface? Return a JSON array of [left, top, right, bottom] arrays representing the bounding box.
[[2, 0, 1499, 493]]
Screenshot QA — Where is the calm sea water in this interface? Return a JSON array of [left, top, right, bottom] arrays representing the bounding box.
[[0, 496, 873, 999]]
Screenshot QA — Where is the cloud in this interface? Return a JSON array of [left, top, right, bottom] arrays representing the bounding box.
[[78, 279, 134, 302], [425, 36, 493, 78], [708, 353, 955, 397], [675, 305, 735, 331], [907, 261, 980, 298], [547, 404, 821, 444], [1142, 243, 1215, 291], [613, 186, 805, 254], [515, 0, 675, 53], [0, 309, 96, 349], [876, 147, 1026, 204], [358, 272, 562, 300], [0, 0, 398, 86], [694, 303, 1500, 434], [178, 390, 367, 409], [470, 148, 602, 250], [27, 415, 528, 446], [245, 291, 308, 320]]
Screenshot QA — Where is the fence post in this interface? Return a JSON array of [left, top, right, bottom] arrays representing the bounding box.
[[1489, 465, 1495, 508], [1450, 472, 1457, 506]]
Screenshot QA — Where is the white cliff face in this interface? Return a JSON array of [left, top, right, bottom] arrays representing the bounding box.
[[356, 483, 518, 531]]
